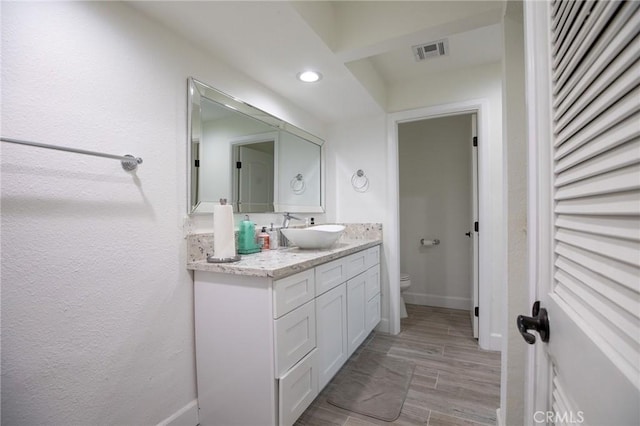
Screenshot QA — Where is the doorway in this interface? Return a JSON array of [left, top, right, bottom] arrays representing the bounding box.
[[387, 99, 496, 350], [231, 135, 276, 213], [398, 114, 479, 337]]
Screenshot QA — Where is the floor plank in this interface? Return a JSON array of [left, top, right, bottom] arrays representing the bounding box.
[[296, 304, 501, 426]]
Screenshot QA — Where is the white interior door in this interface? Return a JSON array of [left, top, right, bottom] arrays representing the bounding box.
[[237, 145, 274, 213], [471, 114, 479, 339], [525, 1, 640, 424]]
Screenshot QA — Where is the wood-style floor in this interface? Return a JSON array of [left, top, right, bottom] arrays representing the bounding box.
[[296, 304, 501, 426]]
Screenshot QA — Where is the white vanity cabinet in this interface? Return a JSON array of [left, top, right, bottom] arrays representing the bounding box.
[[345, 245, 381, 357], [193, 244, 380, 426], [314, 256, 349, 391], [347, 272, 368, 356], [314, 247, 380, 391], [364, 246, 382, 333], [365, 264, 382, 331], [315, 280, 348, 390]]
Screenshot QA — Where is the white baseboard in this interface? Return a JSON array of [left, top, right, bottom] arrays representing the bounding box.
[[489, 332, 502, 351], [376, 317, 390, 334], [496, 408, 504, 426], [403, 292, 471, 310], [157, 399, 199, 426]]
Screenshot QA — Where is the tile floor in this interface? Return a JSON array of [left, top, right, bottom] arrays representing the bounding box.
[[296, 304, 501, 425]]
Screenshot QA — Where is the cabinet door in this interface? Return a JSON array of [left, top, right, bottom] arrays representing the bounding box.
[[274, 300, 316, 378], [366, 293, 381, 334], [316, 283, 347, 390], [365, 264, 380, 302], [279, 349, 318, 426], [347, 274, 367, 357]]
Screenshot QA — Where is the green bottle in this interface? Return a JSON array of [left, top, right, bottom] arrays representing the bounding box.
[[238, 215, 261, 254]]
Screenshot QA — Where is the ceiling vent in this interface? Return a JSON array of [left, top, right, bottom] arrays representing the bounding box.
[[412, 39, 449, 61]]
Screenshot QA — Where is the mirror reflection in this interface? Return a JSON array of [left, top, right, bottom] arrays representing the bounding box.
[[188, 78, 324, 214], [232, 138, 275, 213]]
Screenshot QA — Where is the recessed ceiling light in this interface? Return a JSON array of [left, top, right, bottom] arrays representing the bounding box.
[[297, 70, 322, 83]]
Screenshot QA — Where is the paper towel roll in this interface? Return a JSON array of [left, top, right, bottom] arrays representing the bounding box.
[[213, 203, 236, 258]]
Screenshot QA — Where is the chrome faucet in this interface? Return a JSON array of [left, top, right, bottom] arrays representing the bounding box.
[[282, 212, 301, 229], [280, 213, 302, 248]]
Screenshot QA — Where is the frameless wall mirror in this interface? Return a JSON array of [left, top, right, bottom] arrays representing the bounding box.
[[188, 77, 324, 214]]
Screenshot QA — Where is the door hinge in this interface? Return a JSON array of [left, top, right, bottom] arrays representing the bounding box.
[[474, 306, 479, 317], [194, 160, 200, 168], [474, 221, 479, 232], [236, 161, 242, 169], [473, 136, 478, 147]]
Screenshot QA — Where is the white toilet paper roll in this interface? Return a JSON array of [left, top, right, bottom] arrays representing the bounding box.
[[213, 203, 236, 258]]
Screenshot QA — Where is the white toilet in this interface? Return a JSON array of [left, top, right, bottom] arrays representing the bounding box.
[[400, 273, 411, 318]]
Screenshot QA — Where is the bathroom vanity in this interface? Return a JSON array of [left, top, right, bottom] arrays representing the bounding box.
[[187, 239, 381, 426], [186, 77, 382, 425]]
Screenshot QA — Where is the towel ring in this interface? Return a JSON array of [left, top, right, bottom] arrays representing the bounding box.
[[290, 173, 306, 194], [351, 169, 369, 192]]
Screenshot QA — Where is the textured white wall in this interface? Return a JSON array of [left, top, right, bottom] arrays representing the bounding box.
[[326, 115, 390, 327], [0, 2, 324, 424], [326, 116, 387, 224], [398, 115, 473, 309]]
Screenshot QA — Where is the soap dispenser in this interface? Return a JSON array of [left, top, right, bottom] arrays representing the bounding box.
[[258, 227, 270, 250], [268, 223, 279, 250], [237, 215, 261, 254]]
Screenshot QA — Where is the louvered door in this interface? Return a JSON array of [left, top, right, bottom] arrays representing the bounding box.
[[526, 0, 640, 424]]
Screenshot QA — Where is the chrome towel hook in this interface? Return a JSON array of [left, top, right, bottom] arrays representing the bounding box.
[[290, 173, 306, 194], [351, 169, 369, 192]]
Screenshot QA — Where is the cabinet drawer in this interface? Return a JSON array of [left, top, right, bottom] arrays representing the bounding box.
[[366, 293, 381, 333], [345, 250, 367, 280], [279, 349, 318, 426], [274, 300, 316, 378], [365, 264, 380, 301], [365, 245, 380, 269], [315, 258, 346, 296], [273, 269, 315, 319]]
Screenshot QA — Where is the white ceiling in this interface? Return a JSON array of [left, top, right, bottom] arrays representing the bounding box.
[[128, 1, 505, 125], [369, 24, 503, 85]]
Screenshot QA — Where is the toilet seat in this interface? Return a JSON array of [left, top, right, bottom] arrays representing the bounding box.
[[399, 273, 410, 318], [400, 273, 411, 290]]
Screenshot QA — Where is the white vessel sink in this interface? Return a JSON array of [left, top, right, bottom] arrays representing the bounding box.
[[281, 225, 345, 249]]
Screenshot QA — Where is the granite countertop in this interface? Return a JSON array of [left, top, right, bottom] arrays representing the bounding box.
[[187, 239, 381, 279]]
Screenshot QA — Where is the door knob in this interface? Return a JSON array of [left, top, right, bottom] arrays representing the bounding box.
[[465, 232, 472, 237], [517, 301, 550, 344]]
